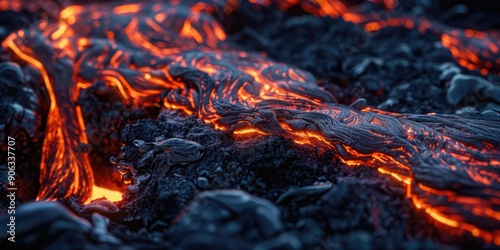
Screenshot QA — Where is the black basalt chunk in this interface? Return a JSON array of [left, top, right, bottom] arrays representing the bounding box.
[[0, 201, 120, 249], [133, 138, 203, 166], [447, 74, 500, 106], [169, 190, 295, 249]]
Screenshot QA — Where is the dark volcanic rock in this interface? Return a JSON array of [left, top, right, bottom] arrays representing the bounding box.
[[278, 180, 441, 250], [0, 62, 44, 202], [169, 190, 290, 250], [0, 201, 122, 250], [446, 74, 500, 108], [229, 16, 456, 114], [103, 111, 446, 249]]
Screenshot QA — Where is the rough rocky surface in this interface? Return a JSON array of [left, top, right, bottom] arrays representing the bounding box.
[[226, 1, 500, 115]]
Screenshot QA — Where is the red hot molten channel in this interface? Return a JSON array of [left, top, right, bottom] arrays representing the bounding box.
[[1, 0, 500, 248]]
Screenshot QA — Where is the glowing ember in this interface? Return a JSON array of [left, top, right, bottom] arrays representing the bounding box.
[[1, 0, 500, 245], [88, 185, 123, 203]]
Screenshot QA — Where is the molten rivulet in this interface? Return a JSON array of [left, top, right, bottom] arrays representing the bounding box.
[[2, 0, 500, 244]]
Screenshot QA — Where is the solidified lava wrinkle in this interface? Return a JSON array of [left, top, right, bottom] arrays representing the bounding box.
[[1, 0, 500, 244]]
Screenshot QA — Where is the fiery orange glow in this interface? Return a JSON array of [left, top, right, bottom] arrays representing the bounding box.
[[1, 0, 500, 245], [89, 185, 123, 203], [0, 0, 23, 12]]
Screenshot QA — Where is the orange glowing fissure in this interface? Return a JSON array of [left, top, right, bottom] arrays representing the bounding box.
[[1, 0, 500, 244]]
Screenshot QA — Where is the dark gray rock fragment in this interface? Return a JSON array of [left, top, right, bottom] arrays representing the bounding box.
[[438, 62, 460, 81], [0, 202, 121, 250], [169, 190, 284, 249], [133, 138, 203, 166], [276, 183, 333, 205], [197, 177, 209, 189], [447, 74, 500, 106]]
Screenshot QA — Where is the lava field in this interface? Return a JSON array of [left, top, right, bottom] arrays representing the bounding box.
[[1, 0, 500, 249]]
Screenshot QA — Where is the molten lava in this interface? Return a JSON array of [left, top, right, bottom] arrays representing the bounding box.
[[90, 185, 123, 203], [1, 0, 500, 245]]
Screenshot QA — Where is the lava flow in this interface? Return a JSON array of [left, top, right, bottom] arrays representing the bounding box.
[[2, 0, 500, 245]]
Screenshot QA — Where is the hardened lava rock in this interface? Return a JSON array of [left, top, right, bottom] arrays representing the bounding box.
[[276, 181, 446, 250], [446, 74, 500, 113], [0, 62, 44, 202], [110, 110, 449, 249], [169, 190, 302, 250], [116, 110, 340, 202], [133, 137, 204, 166], [0, 201, 121, 250], [229, 6, 500, 114]]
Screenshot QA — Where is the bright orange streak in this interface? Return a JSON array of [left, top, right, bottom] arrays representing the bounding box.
[[181, 20, 204, 43], [3, 31, 94, 201], [88, 185, 123, 203], [113, 3, 141, 14]]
